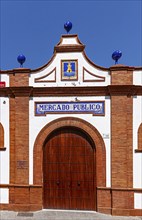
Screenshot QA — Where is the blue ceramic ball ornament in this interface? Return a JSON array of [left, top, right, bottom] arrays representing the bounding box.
[[64, 21, 72, 33], [17, 54, 26, 67], [112, 50, 122, 64]]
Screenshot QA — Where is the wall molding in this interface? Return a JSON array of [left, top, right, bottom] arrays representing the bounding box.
[[0, 85, 142, 97]]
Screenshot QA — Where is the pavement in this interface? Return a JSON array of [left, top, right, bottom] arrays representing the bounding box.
[[0, 210, 142, 220]]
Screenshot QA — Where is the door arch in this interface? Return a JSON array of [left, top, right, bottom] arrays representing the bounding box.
[[43, 126, 95, 210], [0, 123, 4, 148], [33, 117, 106, 210]]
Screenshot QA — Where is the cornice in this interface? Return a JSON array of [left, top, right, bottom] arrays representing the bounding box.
[[54, 45, 85, 53], [0, 87, 33, 97], [0, 85, 142, 97], [108, 85, 142, 96], [32, 86, 108, 97], [109, 64, 142, 71], [0, 88, 10, 97], [54, 34, 85, 53], [10, 87, 33, 97], [0, 68, 31, 74], [56, 34, 84, 46], [110, 65, 134, 71], [1, 64, 141, 74]]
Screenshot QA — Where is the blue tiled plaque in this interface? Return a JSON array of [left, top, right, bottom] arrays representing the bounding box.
[[35, 101, 105, 116], [61, 60, 78, 80]]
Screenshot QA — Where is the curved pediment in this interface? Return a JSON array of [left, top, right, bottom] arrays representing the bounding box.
[[30, 34, 110, 87]]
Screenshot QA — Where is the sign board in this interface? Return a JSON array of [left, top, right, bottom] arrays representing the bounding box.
[[0, 82, 6, 88], [35, 101, 105, 116]]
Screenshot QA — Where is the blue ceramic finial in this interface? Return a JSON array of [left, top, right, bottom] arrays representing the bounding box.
[[17, 54, 26, 67], [112, 50, 122, 64], [64, 21, 72, 34]]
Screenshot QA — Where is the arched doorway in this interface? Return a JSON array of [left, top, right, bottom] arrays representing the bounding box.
[[43, 126, 96, 210], [33, 117, 106, 211]]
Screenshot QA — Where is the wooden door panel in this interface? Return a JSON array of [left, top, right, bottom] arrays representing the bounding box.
[[43, 127, 95, 210]]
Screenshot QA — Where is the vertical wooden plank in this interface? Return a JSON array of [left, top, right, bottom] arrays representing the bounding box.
[[43, 127, 95, 210]]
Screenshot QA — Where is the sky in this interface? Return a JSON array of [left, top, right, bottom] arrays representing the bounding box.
[[0, 0, 142, 71]]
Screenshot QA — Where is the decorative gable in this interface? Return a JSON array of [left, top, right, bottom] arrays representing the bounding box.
[[83, 67, 105, 82], [35, 68, 56, 83], [29, 35, 110, 87]]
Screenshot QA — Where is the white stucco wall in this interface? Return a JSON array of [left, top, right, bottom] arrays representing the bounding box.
[[29, 35, 111, 187], [0, 97, 10, 184], [0, 73, 9, 87], [29, 96, 111, 187], [134, 193, 142, 209], [0, 188, 9, 204], [133, 70, 142, 86], [29, 52, 110, 88], [0, 96, 9, 204], [133, 95, 142, 188], [133, 70, 142, 209], [133, 71, 142, 188], [29, 35, 110, 88]]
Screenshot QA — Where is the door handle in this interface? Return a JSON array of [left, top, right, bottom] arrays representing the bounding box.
[[77, 181, 80, 186], [56, 181, 60, 185]]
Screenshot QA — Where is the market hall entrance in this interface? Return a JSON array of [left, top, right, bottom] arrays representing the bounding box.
[[43, 126, 96, 210]]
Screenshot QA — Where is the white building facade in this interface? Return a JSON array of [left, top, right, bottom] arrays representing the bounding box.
[[0, 34, 142, 216]]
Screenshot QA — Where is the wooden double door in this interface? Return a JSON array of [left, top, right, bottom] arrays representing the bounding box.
[[43, 127, 96, 210]]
